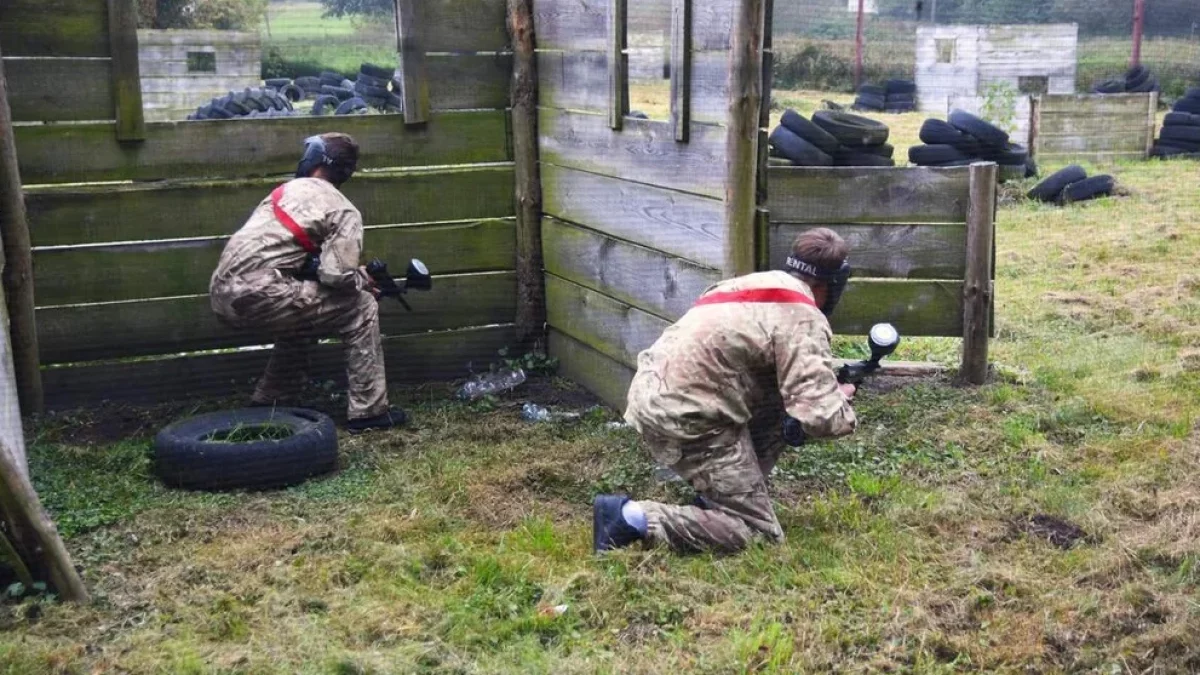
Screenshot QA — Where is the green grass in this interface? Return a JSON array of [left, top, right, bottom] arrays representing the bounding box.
[[261, 1, 396, 78], [6, 91, 1200, 671]]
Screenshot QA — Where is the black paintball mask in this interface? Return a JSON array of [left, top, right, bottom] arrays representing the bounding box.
[[785, 255, 851, 316], [295, 135, 356, 186]]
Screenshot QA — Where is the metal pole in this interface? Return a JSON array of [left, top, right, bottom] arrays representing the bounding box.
[[931, 0, 937, 23], [854, 0, 865, 90], [1131, 0, 1146, 67]]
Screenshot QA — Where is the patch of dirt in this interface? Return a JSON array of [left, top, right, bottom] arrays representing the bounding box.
[[860, 373, 943, 394], [516, 377, 603, 411], [1011, 514, 1092, 549], [32, 403, 201, 445]]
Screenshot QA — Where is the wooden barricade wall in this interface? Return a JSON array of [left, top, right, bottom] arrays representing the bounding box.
[[137, 30, 262, 122], [535, 0, 740, 410], [4, 0, 519, 410], [762, 166, 980, 339], [1032, 93, 1158, 163]]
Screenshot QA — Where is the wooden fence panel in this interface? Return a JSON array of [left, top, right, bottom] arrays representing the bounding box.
[[420, 0, 511, 52], [428, 54, 512, 110], [0, 0, 109, 57], [767, 223, 967, 280], [539, 108, 727, 198], [42, 325, 516, 410], [533, 0, 734, 51], [14, 110, 510, 184], [542, 217, 719, 321], [538, 49, 728, 124], [829, 280, 962, 337], [33, 219, 517, 305], [26, 166, 515, 246], [548, 329, 633, 411], [37, 271, 516, 363], [540, 163, 725, 269], [545, 274, 668, 368], [1033, 93, 1156, 161], [4, 58, 113, 122], [767, 166, 971, 224]]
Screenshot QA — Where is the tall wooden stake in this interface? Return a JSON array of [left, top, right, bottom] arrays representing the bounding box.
[[394, 0, 430, 124], [961, 161, 996, 385], [1131, 0, 1146, 68], [0, 41, 43, 414], [854, 0, 865, 90], [724, 0, 766, 277], [508, 0, 546, 348], [607, 0, 628, 130]]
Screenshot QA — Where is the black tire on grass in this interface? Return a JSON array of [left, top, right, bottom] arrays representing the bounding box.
[[1093, 78, 1126, 94], [1128, 75, 1159, 94], [996, 143, 1029, 166], [279, 84, 305, 103], [858, 84, 885, 97], [779, 109, 840, 155], [908, 144, 971, 166], [856, 142, 894, 158], [1173, 98, 1200, 114], [321, 85, 355, 101], [360, 62, 395, 80], [265, 77, 292, 89], [311, 95, 340, 116], [335, 97, 369, 115], [1160, 125, 1200, 144], [948, 109, 1009, 147], [1061, 175, 1115, 204], [832, 151, 895, 167], [812, 110, 890, 146], [853, 94, 886, 111], [1027, 164, 1087, 202], [769, 126, 834, 166], [1124, 65, 1149, 90], [154, 408, 338, 492], [355, 72, 389, 89], [885, 79, 916, 95]]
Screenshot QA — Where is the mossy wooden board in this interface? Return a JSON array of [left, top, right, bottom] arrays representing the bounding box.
[[0, 0, 109, 57], [4, 57, 113, 122], [548, 329, 634, 412], [37, 271, 516, 363], [767, 166, 971, 225], [767, 223, 968, 280]]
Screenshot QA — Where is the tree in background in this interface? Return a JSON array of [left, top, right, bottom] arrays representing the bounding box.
[[138, 0, 268, 30], [318, 0, 392, 19]]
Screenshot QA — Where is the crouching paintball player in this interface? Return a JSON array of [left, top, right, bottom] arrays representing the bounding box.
[[594, 228, 858, 553], [209, 132, 405, 433]]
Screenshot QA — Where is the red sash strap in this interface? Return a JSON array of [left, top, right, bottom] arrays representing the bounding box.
[[270, 184, 319, 254], [694, 288, 816, 308]]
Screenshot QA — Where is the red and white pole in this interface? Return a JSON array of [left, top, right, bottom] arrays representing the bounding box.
[[1131, 0, 1146, 67]]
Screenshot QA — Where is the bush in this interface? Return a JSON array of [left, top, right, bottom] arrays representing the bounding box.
[[140, 0, 267, 29]]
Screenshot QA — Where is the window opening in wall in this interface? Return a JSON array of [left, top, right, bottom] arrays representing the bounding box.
[[625, 0, 671, 121], [186, 51, 217, 73], [1018, 76, 1048, 95], [935, 39, 956, 64]]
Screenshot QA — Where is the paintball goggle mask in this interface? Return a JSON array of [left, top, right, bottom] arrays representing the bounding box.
[[785, 255, 851, 316], [296, 135, 356, 186]]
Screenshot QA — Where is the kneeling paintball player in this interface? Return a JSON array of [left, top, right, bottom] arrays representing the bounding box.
[[209, 132, 405, 433], [594, 228, 858, 553]]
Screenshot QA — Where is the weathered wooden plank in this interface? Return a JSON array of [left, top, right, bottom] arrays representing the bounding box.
[[427, 54, 512, 110], [1035, 116, 1155, 135], [540, 163, 725, 269], [108, 0, 145, 140], [548, 328, 633, 411], [1035, 134, 1149, 154], [3, 58, 113, 122], [26, 165, 515, 246], [961, 162, 996, 384], [539, 108, 728, 198], [538, 49, 728, 124], [545, 273, 667, 368], [1036, 94, 1152, 115], [42, 324, 517, 410], [831, 279, 963, 337], [542, 217, 718, 321], [724, 0, 764, 277], [606, 0, 627, 130], [135, 29, 261, 46], [670, 0, 692, 142], [534, 0, 733, 51], [0, 0, 109, 57], [395, 0, 430, 124], [37, 271, 517, 363], [33, 219, 517, 305], [420, 0, 510, 52], [13, 110, 510, 184], [768, 223, 967, 280], [767, 166, 971, 225]]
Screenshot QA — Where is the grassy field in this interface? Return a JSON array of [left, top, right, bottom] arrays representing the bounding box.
[[3, 91, 1200, 672], [261, 1, 396, 79]]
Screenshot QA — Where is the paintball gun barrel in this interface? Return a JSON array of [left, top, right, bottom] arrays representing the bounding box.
[[292, 255, 433, 311]]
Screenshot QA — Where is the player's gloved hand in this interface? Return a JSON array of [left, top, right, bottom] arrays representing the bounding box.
[[782, 416, 807, 447]]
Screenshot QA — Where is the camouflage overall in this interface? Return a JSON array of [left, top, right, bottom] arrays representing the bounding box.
[[624, 271, 857, 552], [209, 177, 388, 420]]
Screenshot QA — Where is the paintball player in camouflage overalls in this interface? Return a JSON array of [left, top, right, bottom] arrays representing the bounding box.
[[594, 228, 858, 553], [209, 132, 405, 433]]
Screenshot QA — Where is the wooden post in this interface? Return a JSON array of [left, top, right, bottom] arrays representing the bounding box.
[[107, 0, 146, 142], [853, 0, 865, 91], [961, 161, 996, 385], [1146, 91, 1158, 157], [607, 0, 628, 130], [755, 0, 775, 213], [508, 0, 546, 348], [670, 0, 692, 142], [394, 0, 429, 124], [1131, 0, 1146, 68], [0, 41, 43, 414], [724, 0, 767, 277]]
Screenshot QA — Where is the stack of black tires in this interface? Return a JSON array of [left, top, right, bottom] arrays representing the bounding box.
[[852, 80, 917, 113], [1150, 88, 1200, 159], [1093, 65, 1160, 94], [1027, 165, 1115, 205], [907, 110, 1032, 180], [188, 87, 297, 120], [769, 109, 894, 167]]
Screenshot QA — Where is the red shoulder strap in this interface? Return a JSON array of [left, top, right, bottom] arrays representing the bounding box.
[[694, 288, 817, 308], [270, 184, 319, 254]]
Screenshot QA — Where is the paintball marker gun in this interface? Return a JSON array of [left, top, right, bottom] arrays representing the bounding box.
[[366, 258, 432, 312], [782, 323, 901, 447]]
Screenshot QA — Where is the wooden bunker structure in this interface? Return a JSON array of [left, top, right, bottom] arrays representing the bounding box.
[[138, 29, 262, 122], [0, 0, 997, 416]]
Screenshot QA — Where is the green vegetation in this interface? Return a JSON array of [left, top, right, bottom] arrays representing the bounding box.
[[260, 1, 395, 79], [3, 94, 1200, 672]]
